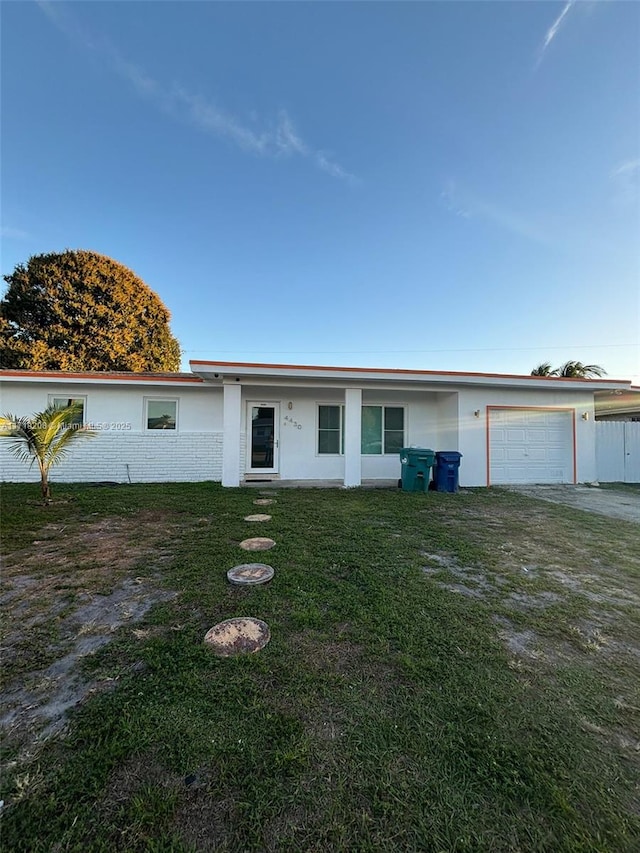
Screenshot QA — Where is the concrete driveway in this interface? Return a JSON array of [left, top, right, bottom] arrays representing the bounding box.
[[504, 485, 640, 524]]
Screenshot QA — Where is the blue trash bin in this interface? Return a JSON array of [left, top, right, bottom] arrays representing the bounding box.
[[434, 451, 463, 493]]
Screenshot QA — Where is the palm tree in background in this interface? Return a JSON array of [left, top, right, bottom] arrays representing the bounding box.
[[531, 361, 607, 378], [556, 361, 607, 378], [0, 402, 95, 502], [530, 362, 555, 376]]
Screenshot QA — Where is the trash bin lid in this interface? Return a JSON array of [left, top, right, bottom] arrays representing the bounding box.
[[435, 450, 462, 461]]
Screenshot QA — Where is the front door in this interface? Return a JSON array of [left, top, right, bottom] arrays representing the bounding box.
[[247, 402, 279, 474]]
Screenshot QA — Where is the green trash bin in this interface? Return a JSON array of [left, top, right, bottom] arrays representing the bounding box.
[[399, 447, 436, 492]]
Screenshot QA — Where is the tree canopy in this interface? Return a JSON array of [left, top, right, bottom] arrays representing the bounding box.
[[1, 250, 182, 372], [531, 361, 607, 378]]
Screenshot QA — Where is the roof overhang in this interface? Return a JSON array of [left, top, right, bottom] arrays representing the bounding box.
[[0, 370, 204, 387], [189, 360, 631, 392]]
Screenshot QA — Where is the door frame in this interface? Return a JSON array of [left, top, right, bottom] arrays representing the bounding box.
[[246, 401, 280, 474]]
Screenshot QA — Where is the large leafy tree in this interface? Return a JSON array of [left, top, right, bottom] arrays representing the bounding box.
[[0, 402, 96, 502], [531, 361, 607, 378], [0, 250, 181, 371]]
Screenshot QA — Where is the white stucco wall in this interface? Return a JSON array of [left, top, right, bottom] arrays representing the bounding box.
[[0, 375, 599, 487], [0, 380, 224, 484], [240, 387, 346, 480], [455, 386, 596, 486], [234, 383, 596, 486], [238, 386, 457, 482]]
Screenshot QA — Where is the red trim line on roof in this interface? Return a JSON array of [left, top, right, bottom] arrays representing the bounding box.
[[0, 370, 203, 383], [189, 360, 630, 384]]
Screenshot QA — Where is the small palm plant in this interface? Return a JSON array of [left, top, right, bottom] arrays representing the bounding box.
[[0, 402, 96, 503]]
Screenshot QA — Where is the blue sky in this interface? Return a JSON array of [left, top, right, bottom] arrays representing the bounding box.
[[2, 1, 639, 381]]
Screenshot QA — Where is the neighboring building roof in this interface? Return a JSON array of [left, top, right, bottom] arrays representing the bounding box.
[[594, 387, 640, 418]]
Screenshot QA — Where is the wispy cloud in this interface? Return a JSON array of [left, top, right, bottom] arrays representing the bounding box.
[[1, 227, 31, 240], [535, 1, 576, 67], [610, 158, 640, 206], [440, 181, 472, 219], [36, 1, 355, 183], [611, 159, 640, 179], [441, 180, 550, 245]]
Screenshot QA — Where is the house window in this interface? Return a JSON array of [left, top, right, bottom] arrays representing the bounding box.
[[361, 406, 405, 454], [318, 405, 344, 454], [146, 399, 178, 430], [49, 396, 85, 427]]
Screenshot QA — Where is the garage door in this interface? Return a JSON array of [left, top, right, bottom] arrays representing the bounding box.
[[488, 408, 575, 485]]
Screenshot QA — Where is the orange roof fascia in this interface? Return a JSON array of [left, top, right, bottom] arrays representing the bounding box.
[[0, 370, 203, 383], [189, 360, 630, 385]]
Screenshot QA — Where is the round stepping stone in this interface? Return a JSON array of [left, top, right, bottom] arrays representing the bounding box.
[[204, 617, 270, 656], [253, 498, 275, 506], [244, 513, 272, 522], [239, 537, 276, 551], [227, 563, 274, 586]]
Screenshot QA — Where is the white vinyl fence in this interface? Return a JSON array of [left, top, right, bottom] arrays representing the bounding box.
[[596, 422, 640, 483]]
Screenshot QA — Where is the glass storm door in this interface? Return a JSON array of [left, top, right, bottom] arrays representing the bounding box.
[[248, 403, 279, 473]]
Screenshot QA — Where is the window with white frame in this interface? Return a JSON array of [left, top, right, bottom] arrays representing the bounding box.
[[145, 399, 178, 430], [317, 405, 344, 454], [361, 406, 405, 454], [49, 395, 86, 427]]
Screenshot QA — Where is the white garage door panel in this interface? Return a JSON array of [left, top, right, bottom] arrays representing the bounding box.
[[525, 448, 547, 461], [527, 431, 546, 443], [489, 408, 574, 485]]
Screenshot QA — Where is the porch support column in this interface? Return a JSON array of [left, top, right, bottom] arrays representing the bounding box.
[[222, 382, 242, 487], [343, 388, 362, 488]]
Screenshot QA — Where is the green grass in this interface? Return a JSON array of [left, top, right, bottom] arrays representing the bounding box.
[[598, 482, 640, 494], [1, 482, 639, 852]]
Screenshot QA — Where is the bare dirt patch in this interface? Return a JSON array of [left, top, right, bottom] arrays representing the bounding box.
[[1, 510, 182, 757], [420, 495, 640, 772]]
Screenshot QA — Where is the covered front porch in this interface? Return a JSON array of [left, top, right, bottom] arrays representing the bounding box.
[[216, 380, 459, 488]]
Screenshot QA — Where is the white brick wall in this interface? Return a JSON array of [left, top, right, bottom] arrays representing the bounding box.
[[0, 431, 223, 484]]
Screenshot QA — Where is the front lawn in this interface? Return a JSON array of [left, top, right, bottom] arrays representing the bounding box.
[[1, 483, 639, 852]]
